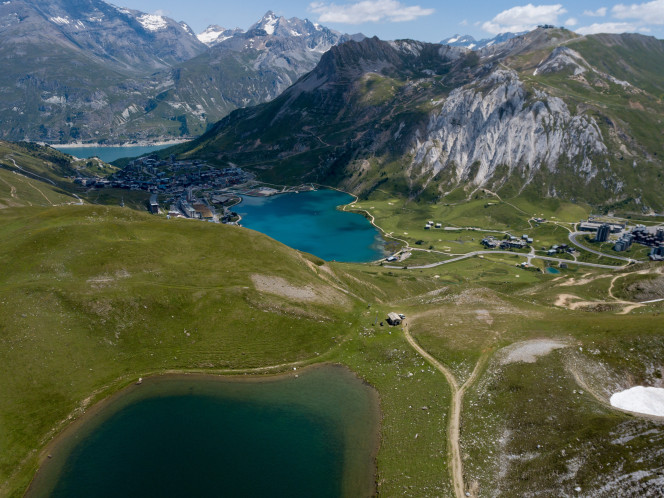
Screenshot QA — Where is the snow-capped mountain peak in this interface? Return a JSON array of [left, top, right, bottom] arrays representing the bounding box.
[[440, 32, 525, 50], [196, 25, 245, 46]]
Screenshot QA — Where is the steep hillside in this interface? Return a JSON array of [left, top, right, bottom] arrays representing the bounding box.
[[0, 204, 368, 495], [0, 0, 205, 142], [0, 0, 204, 72], [0, 141, 114, 208], [176, 30, 664, 212]]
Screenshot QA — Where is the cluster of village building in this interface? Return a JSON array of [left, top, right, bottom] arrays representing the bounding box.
[[79, 155, 253, 223], [583, 219, 664, 260], [104, 155, 253, 194], [481, 234, 533, 250]]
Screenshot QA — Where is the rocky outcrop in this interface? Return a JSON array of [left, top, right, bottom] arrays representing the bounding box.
[[409, 70, 607, 191], [533, 47, 589, 76]]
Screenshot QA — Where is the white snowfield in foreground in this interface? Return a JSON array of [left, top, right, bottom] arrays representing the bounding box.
[[610, 386, 664, 416]]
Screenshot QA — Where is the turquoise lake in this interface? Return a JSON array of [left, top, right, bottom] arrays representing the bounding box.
[[238, 190, 385, 262], [53, 144, 173, 163], [28, 366, 379, 498]]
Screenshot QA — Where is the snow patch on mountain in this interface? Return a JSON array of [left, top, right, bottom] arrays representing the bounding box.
[[50, 16, 70, 25], [137, 14, 167, 32], [441, 32, 525, 51], [262, 12, 277, 35], [197, 25, 236, 45]]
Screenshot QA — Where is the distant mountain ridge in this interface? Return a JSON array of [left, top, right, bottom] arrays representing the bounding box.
[[1, 0, 206, 71], [0, 3, 361, 143], [441, 32, 525, 50]]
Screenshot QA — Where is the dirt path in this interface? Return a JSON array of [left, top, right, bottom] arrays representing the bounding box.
[[336, 191, 411, 255], [556, 267, 664, 314], [17, 174, 54, 205], [0, 175, 17, 198], [403, 322, 488, 498], [608, 266, 664, 300]]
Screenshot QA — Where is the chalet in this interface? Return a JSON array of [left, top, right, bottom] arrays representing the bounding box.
[[387, 312, 402, 326]]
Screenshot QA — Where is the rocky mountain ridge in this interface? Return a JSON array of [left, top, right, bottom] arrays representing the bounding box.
[[1, 0, 206, 71], [176, 29, 664, 211], [0, 3, 359, 143]]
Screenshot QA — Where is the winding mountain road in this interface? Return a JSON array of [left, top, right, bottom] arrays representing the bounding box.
[[386, 250, 625, 270], [568, 231, 637, 263], [4, 156, 56, 185]]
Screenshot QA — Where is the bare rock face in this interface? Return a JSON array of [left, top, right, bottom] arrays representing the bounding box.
[[409, 69, 607, 192], [533, 47, 589, 76]]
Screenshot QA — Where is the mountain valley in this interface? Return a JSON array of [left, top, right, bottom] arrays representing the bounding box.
[[1, 4, 664, 498]]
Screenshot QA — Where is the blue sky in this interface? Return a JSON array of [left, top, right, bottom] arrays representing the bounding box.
[[116, 0, 664, 41]]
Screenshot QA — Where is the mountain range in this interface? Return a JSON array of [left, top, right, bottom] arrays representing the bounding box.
[[174, 28, 664, 212], [440, 32, 524, 50], [0, 0, 361, 143]]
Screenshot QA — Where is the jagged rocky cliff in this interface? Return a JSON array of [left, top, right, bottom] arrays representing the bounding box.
[[409, 69, 607, 193]]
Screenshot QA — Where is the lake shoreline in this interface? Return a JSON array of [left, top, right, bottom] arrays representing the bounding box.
[[45, 139, 191, 149], [26, 363, 381, 498], [236, 188, 387, 263]]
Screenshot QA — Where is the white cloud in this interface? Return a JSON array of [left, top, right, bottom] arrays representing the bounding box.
[[576, 21, 639, 34], [154, 9, 170, 17], [308, 0, 434, 24], [482, 4, 567, 34], [612, 0, 664, 24], [460, 19, 468, 26], [583, 7, 608, 16], [565, 17, 578, 26]]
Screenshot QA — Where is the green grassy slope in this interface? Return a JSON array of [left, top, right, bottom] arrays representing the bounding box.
[[0, 200, 663, 496], [0, 205, 366, 495]]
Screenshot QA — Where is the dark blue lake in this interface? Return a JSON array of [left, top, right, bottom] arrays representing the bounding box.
[[28, 366, 379, 498], [237, 190, 385, 262], [53, 144, 174, 163]]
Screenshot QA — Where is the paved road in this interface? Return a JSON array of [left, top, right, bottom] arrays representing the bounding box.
[[385, 250, 626, 270], [568, 232, 637, 264]]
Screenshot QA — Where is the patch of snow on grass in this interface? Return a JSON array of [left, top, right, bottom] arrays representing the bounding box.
[[610, 386, 664, 416]]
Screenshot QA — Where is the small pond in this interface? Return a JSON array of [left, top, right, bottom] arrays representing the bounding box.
[[27, 365, 379, 498]]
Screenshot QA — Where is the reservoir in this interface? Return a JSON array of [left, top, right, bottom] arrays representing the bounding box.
[[237, 190, 385, 262], [53, 144, 174, 163], [28, 365, 379, 498]]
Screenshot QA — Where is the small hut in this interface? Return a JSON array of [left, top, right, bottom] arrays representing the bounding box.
[[387, 312, 402, 326]]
